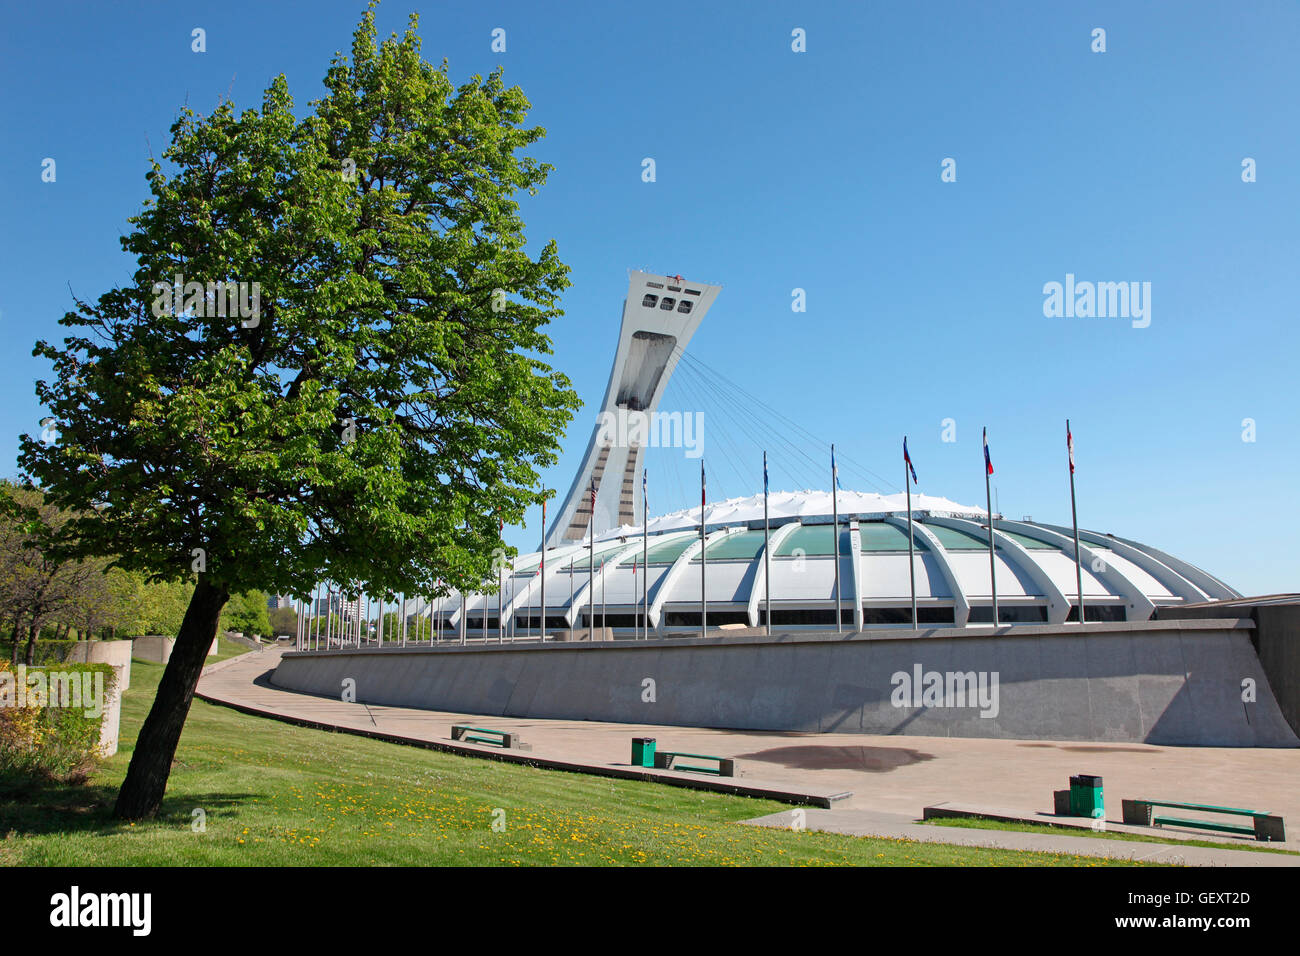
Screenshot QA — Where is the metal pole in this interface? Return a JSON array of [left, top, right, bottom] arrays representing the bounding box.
[[499, 567, 504, 643], [1068, 418, 1084, 624], [763, 451, 771, 636], [906, 446, 917, 630], [589, 480, 595, 641], [700, 459, 707, 639], [540, 493, 547, 641], [642, 470, 648, 639], [832, 445, 842, 633], [985, 460, 998, 628]]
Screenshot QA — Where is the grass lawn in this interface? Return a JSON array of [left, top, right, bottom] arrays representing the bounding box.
[[0, 654, 1154, 867], [922, 815, 1297, 856], [206, 635, 265, 663]]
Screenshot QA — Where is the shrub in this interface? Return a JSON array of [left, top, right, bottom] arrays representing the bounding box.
[[0, 661, 116, 790]]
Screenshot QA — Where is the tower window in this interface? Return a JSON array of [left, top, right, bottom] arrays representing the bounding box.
[[677, 300, 693, 314], [659, 297, 676, 310], [642, 294, 659, 308]]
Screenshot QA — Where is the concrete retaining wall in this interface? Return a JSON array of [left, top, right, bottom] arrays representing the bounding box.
[[132, 635, 221, 664], [65, 640, 131, 691], [98, 681, 121, 757], [271, 619, 1299, 747], [1161, 598, 1300, 740], [132, 636, 174, 663]]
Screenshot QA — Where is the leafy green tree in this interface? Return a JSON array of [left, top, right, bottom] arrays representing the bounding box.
[[0, 481, 103, 663], [222, 590, 271, 637], [20, 5, 577, 818], [268, 605, 300, 637]]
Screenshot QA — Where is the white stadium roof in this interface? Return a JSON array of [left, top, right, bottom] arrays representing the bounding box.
[[421, 488, 1241, 635]]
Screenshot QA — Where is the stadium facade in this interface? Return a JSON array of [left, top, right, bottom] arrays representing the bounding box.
[[426, 269, 1238, 639]]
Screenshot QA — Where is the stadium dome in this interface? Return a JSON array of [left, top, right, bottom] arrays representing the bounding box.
[[428, 488, 1240, 637]]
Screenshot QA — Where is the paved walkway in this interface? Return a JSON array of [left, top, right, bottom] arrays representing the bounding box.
[[743, 808, 1296, 866], [197, 648, 1300, 866]]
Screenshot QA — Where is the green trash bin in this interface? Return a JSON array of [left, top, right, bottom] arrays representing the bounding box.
[[631, 737, 656, 768], [1069, 774, 1104, 818]]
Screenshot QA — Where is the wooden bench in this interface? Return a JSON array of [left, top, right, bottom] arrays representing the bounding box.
[[450, 724, 531, 752], [1122, 798, 1285, 842], [653, 750, 734, 777]]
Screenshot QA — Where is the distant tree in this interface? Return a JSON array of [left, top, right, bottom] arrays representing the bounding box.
[[268, 605, 299, 637], [0, 482, 102, 663], [222, 591, 271, 637], [20, 6, 577, 818]]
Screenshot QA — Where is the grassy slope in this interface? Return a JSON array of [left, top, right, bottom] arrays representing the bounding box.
[[0, 651, 1150, 867]]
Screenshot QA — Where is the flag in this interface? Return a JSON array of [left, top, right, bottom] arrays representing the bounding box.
[[832, 445, 842, 490], [642, 468, 647, 512], [632, 557, 637, 577], [590, 476, 596, 510], [763, 451, 769, 494], [701, 460, 706, 509], [983, 428, 994, 476], [1067, 422, 1075, 475], [903, 437, 918, 485]]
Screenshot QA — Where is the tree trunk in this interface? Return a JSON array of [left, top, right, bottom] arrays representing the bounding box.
[[113, 577, 229, 820], [24, 618, 40, 666], [8, 613, 20, 664]]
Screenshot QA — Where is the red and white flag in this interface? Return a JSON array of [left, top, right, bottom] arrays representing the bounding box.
[[1067, 422, 1076, 475]]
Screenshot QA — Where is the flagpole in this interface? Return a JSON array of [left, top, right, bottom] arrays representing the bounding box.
[[498, 566, 504, 644], [540, 491, 547, 641], [1068, 418, 1084, 624], [984, 427, 998, 627], [642, 469, 648, 640], [763, 451, 771, 637], [589, 478, 595, 641], [700, 459, 707, 639], [832, 444, 842, 633], [905, 438, 917, 630]]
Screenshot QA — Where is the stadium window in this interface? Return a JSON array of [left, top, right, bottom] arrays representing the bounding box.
[[1066, 604, 1126, 622], [659, 297, 677, 310], [677, 300, 693, 314], [968, 605, 1049, 624], [642, 294, 659, 308]]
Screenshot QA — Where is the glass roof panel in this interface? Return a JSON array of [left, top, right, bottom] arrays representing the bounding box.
[[774, 524, 854, 557]]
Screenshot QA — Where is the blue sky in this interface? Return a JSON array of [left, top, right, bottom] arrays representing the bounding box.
[[1, 1, 1297, 594]]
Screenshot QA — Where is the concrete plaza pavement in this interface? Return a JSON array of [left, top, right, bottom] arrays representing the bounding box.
[[195, 647, 1300, 866]]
